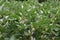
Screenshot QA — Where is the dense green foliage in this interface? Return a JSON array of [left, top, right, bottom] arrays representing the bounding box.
[[0, 0, 60, 40]]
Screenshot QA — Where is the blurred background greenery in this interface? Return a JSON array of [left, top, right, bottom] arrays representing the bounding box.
[[0, 0, 60, 40]]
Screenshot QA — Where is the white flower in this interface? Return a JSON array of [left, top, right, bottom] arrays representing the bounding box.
[[27, 9, 31, 12], [0, 19, 3, 22], [0, 3, 5, 10], [39, 3, 43, 6], [32, 5, 35, 8], [20, 19, 28, 24], [19, 12, 22, 15], [21, 5, 24, 8], [40, 10, 43, 14], [34, 11, 37, 13], [24, 24, 26, 26], [32, 28, 35, 31], [48, 11, 51, 13], [5, 16, 9, 19], [50, 23, 53, 26]]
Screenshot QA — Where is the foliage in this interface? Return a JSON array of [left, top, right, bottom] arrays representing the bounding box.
[[0, 0, 60, 40]]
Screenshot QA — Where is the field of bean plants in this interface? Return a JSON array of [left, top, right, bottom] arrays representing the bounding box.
[[0, 0, 60, 40]]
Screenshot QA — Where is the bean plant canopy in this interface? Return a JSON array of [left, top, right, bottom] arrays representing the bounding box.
[[0, 0, 60, 40]]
